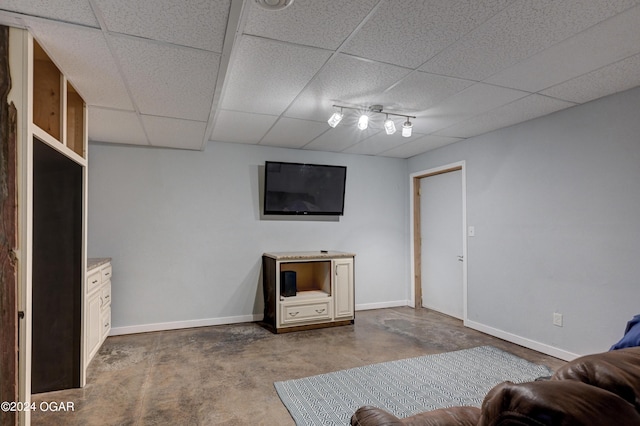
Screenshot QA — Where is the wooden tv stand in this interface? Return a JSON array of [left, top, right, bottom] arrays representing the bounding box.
[[261, 251, 355, 333]]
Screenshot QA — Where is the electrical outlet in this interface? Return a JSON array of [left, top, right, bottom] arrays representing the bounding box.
[[553, 313, 563, 327]]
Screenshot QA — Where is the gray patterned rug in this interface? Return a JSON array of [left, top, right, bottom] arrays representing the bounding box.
[[274, 345, 553, 425]]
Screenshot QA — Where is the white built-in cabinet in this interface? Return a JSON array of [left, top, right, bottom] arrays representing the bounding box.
[[86, 259, 112, 364], [261, 251, 355, 333]]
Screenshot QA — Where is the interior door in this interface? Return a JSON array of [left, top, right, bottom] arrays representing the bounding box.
[[420, 169, 463, 319]]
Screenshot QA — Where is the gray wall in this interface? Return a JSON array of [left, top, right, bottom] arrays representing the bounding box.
[[88, 141, 409, 332], [409, 86, 640, 357]]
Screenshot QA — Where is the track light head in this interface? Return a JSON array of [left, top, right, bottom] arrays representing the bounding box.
[[328, 110, 343, 128], [384, 115, 396, 135], [357, 114, 369, 130], [402, 119, 413, 137]]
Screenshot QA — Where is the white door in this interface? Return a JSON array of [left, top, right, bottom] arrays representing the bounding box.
[[420, 170, 463, 319]]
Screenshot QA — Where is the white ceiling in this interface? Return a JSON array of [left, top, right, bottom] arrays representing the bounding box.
[[1, 0, 640, 158]]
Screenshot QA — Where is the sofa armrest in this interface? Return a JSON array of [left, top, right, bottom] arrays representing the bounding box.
[[351, 405, 481, 426], [479, 380, 640, 426], [552, 346, 640, 411]]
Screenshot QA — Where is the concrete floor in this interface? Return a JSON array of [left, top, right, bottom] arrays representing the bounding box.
[[31, 307, 566, 425]]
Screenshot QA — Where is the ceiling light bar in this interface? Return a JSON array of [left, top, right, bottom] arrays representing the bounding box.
[[328, 104, 416, 136]]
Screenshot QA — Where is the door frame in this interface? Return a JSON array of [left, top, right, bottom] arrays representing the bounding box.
[[409, 161, 467, 322]]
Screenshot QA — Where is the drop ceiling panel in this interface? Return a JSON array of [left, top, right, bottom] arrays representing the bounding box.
[[485, 5, 640, 92], [541, 53, 640, 103], [343, 131, 420, 156], [89, 108, 148, 146], [219, 35, 332, 116], [244, 0, 379, 50], [285, 53, 413, 121], [414, 83, 530, 134], [376, 71, 475, 113], [260, 117, 329, 149], [141, 115, 207, 150], [435, 94, 576, 138], [110, 34, 220, 121], [343, 0, 512, 69], [0, 0, 99, 27], [303, 125, 378, 153], [26, 19, 133, 110], [210, 110, 278, 144], [420, 0, 639, 81], [380, 135, 464, 159], [93, 0, 230, 52]]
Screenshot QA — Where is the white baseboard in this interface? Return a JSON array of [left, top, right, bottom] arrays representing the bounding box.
[[355, 300, 411, 311], [109, 302, 412, 335], [464, 319, 580, 361], [109, 313, 263, 336]]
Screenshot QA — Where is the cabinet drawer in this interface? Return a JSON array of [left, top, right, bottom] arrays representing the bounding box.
[[101, 281, 111, 310], [101, 265, 112, 282], [101, 309, 111, 339], [281, 301, 331, 324], [87, 270, 101, 294]]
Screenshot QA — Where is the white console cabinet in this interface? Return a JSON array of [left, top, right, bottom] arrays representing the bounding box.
[[261, 251, 354, 333], [85, 259, 112, 370]]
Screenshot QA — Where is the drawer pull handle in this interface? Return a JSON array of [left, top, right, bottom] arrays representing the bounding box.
[[315, 309, 325, 314], [92, 280, 98, 284], [289, 311, 299, 317], [104, 272, 110, 277], [104, 295, 110, 301]]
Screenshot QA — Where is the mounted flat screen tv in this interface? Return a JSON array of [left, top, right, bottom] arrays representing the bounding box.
[[263, 161, 347, 215]]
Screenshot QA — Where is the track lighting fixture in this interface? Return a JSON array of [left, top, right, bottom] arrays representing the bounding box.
[[328, 104, 415, 137]]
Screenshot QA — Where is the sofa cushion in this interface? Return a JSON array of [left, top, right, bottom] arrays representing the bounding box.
[[351, 405, 481, 426], [551, 346, 640, 412], [479, 379, 640, 425]]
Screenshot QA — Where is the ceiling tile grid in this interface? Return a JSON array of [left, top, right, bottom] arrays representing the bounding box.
[[0, 0, 99, 27], [210, 110, 278, 145], [342, 0, 513, 69], [420, 0, 640, 81], [109, 34, 220, 122], [92, 0, 231, 52], [141, 115, 207, 150], [541, 53, 640, 104], [284, 53, 413, 121], [484, 4, 640, 93], [260, 117, 330, 149], [434, 94, 577, 138], [25, 18, 133, 110], [89, 108, 149, 146], [218, 35, 332, 116], [379, 134, 464, 158], [2, 0, 640, 157], [243, 0, 379, 50]]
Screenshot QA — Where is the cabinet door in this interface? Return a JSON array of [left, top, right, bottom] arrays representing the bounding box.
[[86, 291, 102, 362], [333, 258, 354, 319]]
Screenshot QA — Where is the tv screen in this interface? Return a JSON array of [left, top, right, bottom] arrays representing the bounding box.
[[263, 161, 347, 215]]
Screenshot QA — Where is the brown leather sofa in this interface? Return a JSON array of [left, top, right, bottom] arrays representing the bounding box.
[[351, 346, 640, 425]]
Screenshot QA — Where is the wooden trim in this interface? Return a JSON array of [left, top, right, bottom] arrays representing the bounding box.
[[412, 164, 464, 311], [413, 177, 421, 309], [0, 24, 18, 426]]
